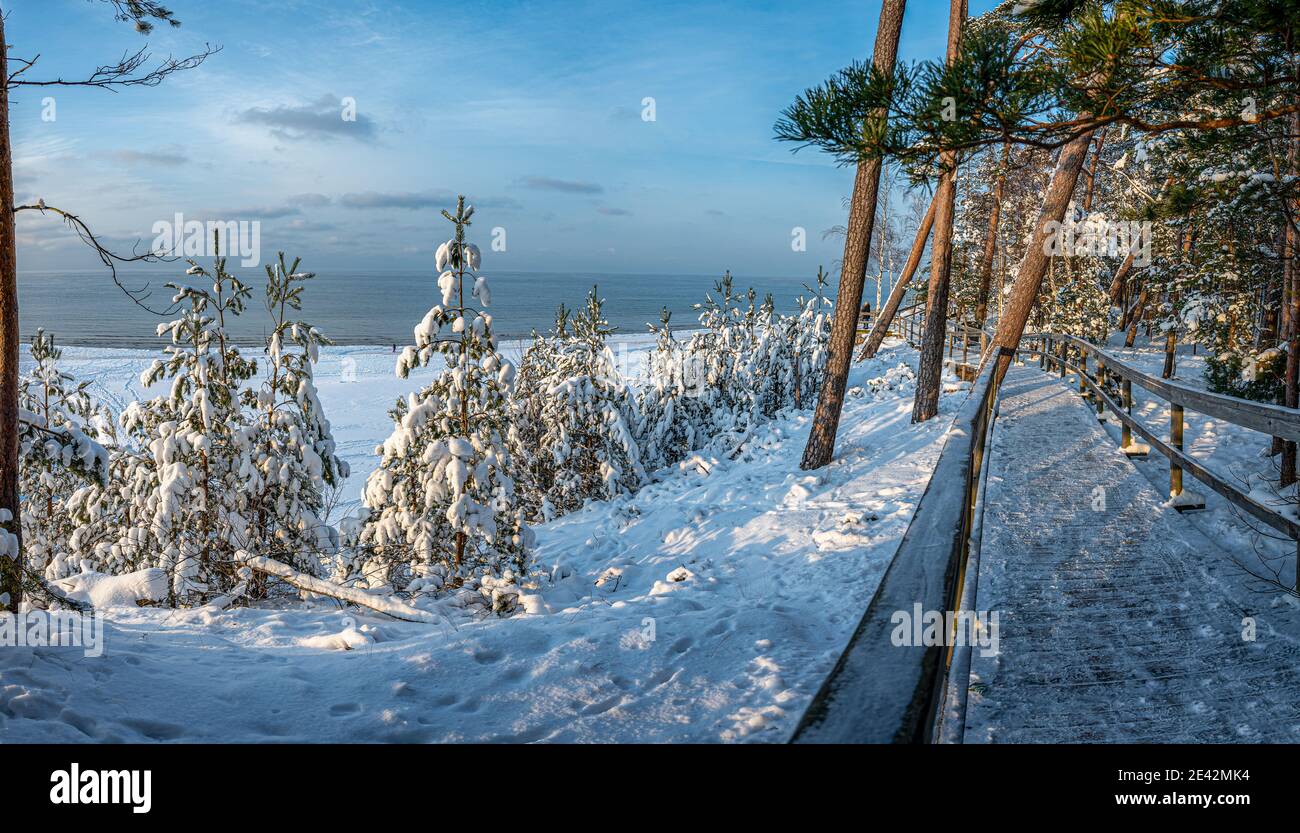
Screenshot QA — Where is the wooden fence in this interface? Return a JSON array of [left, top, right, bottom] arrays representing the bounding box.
[[1022, 333, 1300, 543]]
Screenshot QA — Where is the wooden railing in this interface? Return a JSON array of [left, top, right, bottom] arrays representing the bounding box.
[[791, 313, 1007, 743], [1022, 333, 1300, 544]]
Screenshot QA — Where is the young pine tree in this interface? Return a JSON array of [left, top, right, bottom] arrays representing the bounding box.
[[242, 254, 349, 579], [532, 287, 645, 516], [511, 304, 570, 522], [636, 308, 708, 473], [118, 253, 258, 604], [17, 329, 110, 581], [354, 197, 529, 592]]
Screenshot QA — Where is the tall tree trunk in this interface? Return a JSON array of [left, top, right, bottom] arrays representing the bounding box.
[[799, 0, 908, 470], [1283, 111, 1299, 487], [0, 12, 22, 612], [911, 0, 966, 423], [973, 142, 1009, 330], [991, 129, 1097, 385], [856, 195, 936, 360]]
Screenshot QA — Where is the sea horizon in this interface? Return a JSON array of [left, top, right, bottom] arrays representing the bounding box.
[[18, 267, 875, 350]]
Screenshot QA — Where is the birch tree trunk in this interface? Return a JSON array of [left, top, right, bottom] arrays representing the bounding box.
[[910, 0, 966, 423], [0, 11, 23, 612], [799, 0, 908, 470], [991, 129, 1097, 385], [857, 195, 936, 360]]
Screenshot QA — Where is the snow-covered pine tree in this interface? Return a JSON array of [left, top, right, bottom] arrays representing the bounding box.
[[242, 253, 349, 583], [636, 307, 707, 473], [788, 267, 834, 409], [117, 248, 258, 604], [511, 304, 570, 522], [352, 196, 529, 594], [531, 287, 645, 515], [16, 329, 110, 581]]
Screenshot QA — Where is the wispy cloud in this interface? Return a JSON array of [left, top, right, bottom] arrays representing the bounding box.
[[598, 206, 632, 216], [201, 205, 302, 219], [289, 193, 333, 207], [103, 149, 189, 167], [339, 190, 454, 210], [234, 94, 377, 141], [518, 176, 603, 194]]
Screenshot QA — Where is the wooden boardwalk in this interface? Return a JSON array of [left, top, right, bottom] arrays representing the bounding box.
[[963, 364, 1300, 743]]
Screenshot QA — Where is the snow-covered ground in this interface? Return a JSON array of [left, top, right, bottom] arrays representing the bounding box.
[[1, 338, 965, 743]]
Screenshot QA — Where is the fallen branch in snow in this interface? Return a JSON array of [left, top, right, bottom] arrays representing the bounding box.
[[26, 570, 92, 611], [240, 555, 443, 624]]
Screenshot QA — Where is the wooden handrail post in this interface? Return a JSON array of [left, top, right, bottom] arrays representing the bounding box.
[[1079, 351, 1088, 397], [1059, 340, 1067, 378], [1170, 403, 1185, 498], [1119, 377, 1150, 459], [1121, 379, 1133, 447], [1095, 360, 1107, 420], [980, 329, 988, 359], [1040, 337, 1048, 369], [962, 330, 969, 364], [1168, 403, 1205, 510]]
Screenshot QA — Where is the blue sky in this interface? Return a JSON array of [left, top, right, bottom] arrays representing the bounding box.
[[9, 0, 993, 278]]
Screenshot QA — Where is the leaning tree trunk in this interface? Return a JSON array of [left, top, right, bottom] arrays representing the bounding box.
[[1107, 248, 1136, 311], [973, 142, 1009, 331], [799, 0, 908, 470], [0, 12, 22, 613], [1124, 285, 1148, 347], [990, 129, 1097, 385], [856, 195, 936, 360], [910, 0, 966, 424]]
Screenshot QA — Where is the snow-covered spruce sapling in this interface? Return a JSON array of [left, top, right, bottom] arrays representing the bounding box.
[[16, 328, 110, 582], [530, 286, 645, 516], [241, 253, 349, 586], [118, 245, 258, 604], [355, 196, 530, 594]]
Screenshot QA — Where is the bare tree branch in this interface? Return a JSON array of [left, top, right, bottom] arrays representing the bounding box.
[[14, 202, 181, 315], [7, 43, 220, 91]]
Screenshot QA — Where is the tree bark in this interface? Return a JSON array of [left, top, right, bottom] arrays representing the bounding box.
[[0, 12, 23, 612], [799, 0, 908, 470], [973, 142, 1009, 331], [1107, 248, 1136, 310], [991, 129, 1097, 386], [1124, 285, 1148, 347], [910, 0, 966, 423], [856, 195, 937, 360], [1081, 127, 1108, 213], [1282, 109, 1299, 486], [1161, 328, 1177, 379]]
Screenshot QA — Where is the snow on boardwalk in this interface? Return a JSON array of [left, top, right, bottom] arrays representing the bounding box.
[[965, 364, 1300, 743]]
